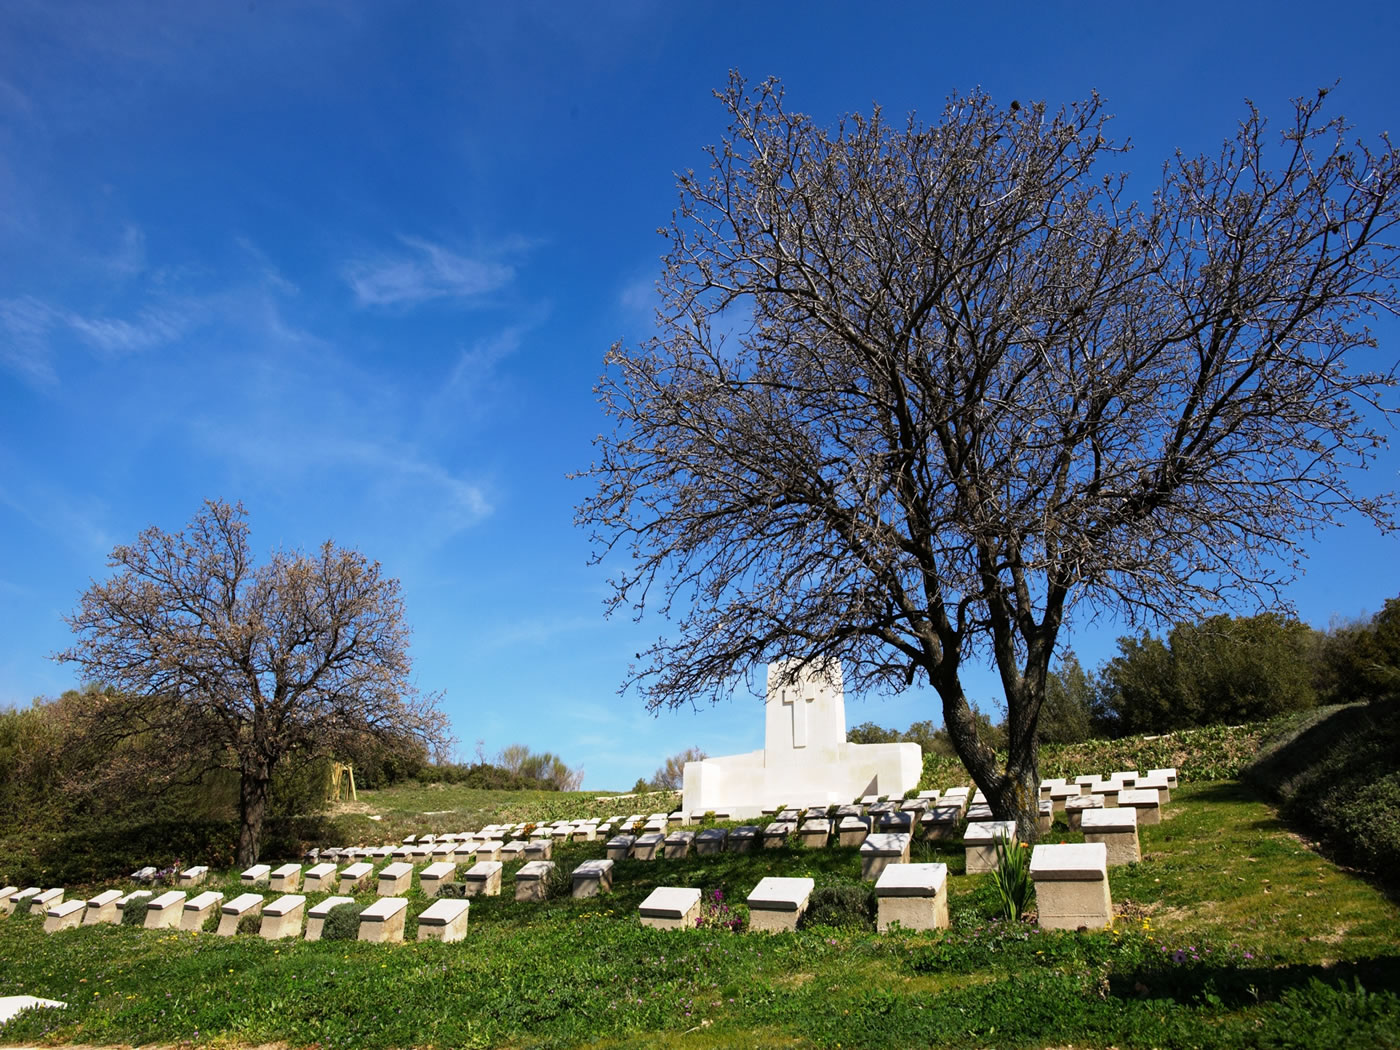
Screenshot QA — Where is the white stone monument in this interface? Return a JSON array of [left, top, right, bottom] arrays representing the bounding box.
[[681, 660, 922, 815]]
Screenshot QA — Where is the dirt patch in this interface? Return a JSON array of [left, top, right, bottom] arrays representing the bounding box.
[[775, 972, 814, 989]]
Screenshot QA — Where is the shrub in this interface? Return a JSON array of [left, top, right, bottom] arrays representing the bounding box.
[[436, 881, 467, 899], [799, 884, 875, 932], [120, 898, 149, 926], [320, 901, 360, 941], [1245, 702, 1400, 881], [237, 912, 262, 935]]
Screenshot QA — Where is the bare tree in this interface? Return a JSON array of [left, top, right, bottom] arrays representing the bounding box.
[[577, 75, 1400, 838], [59, 500, 449, 864], [650, 746, 708, 790]]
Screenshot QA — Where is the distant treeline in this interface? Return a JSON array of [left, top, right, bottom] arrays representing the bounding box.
[[850, 596, 1400, 746]]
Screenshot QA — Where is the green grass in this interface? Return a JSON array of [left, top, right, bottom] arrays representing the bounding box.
[[334, 784, 683, 847], [1, 782, 1398, 1048]]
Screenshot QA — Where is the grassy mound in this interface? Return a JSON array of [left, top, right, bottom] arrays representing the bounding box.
[[1244, 701, 1400, 883]]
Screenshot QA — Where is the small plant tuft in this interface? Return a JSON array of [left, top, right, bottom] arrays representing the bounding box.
[[990, 833, 1033, 921], [120, 898, 149, 926]]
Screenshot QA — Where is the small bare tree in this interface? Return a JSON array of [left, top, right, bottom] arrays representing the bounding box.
[[59, 500, 449, 864], [650, 746, 708, 790], [578, 75, 1400, 838]]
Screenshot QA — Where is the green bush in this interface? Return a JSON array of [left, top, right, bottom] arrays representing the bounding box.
[[1246, 702, 1400, 881], [799, 883, 875, 932], [435, 881, 467, 899], [320, 901, 360, 941], [237, 912, 262, 935], [120, 898, 149, 926]]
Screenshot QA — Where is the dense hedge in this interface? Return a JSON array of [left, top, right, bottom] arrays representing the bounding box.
[[1242, 702, 1400, 883]]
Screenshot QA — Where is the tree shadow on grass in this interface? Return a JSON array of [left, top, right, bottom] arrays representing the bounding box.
[[1107, 953, 1400, 1008], [1193, 777, 1400, 905]]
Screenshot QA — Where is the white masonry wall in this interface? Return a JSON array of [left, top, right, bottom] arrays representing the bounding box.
[[681, 660, 923, 813]]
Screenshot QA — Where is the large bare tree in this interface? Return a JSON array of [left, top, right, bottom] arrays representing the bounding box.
[[578, 76, 1400, 837], [59, 500, 448, 863]]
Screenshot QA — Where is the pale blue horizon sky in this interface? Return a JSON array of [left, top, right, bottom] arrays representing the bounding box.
[[3, 2, 1397, 788]]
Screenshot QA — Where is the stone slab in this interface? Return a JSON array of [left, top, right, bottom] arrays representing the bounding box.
[[860, 832, 911, 880], [180, 891, 224, 931], [303, 862, 338, 893], [260, 894, 306, 939], [1081, 808, 1141, 865], [874, 861, 948, 898], [746, 876, 814, 933], [964, 820, 1018, 875], [571, 858, 614, 898], [696, 828, 728, 855], [83, 890, 124, 926], [43, 899, 87, 933], [1116, 789, 1162, 824], [216, 892, 264, 936], [875, 863, 949, 932], [515, 860, 556, 901], [463, 860, 503, 897], [729, 826, 758, 852], [144, 890, 187, 929], [639, 886, 702, 930], [241, 864, 271, 886], [378, 862, 414, 896], [663, 831, 695, 859], [1031, 843, 1112, 930], [1029, 842, 1108, 881], [0, 995, 66, 1024], [338, 862, 375, 893], [416, 897, 470, 942], [177, 866, 208, 888], [358, 897, 408, 942], [605, 834, 636, 860], [269, 864, 302, 892]]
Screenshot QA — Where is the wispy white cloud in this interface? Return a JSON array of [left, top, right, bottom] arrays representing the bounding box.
[[619, 275, 657, 314], [345, 236, 516, 308], [0, 295, 59, 386], [67, 305, 187, 354], [101, 224, 147, 280]]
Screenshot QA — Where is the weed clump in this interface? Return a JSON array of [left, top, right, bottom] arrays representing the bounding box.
[[800, 884, 875, 932]]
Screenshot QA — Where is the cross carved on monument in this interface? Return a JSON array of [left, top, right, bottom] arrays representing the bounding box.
[[783, 687, 815, 748]]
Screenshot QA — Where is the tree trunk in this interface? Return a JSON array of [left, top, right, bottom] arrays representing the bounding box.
[[237, 763, 271, 867], [989, 758, 1041, 844], [936, 668, 1043, 843]]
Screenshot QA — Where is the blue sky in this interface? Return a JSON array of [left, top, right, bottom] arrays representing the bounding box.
[[2, 1, 1397, 789]]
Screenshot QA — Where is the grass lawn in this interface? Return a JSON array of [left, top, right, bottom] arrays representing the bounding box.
[[327, 784, 682, 848], [1, 780, 1397, 1048]]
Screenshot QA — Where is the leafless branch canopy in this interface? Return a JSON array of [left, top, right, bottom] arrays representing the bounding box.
[[58, 500, 448, 859], [577, 76, 1400, 823]]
